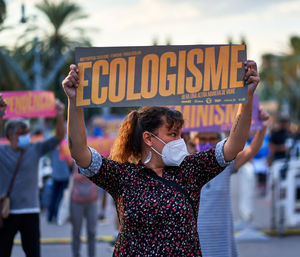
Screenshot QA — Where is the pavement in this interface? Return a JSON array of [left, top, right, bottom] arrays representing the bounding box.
[[231, 173, 300, 257], [10, 174, 300, 257]]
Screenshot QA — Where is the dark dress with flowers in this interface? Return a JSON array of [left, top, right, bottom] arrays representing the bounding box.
[[79, 140, 228, 257]]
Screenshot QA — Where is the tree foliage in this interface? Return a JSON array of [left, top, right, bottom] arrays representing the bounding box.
[[35, 0, 89, 57], [0, 0, 27, 91], [9, 0, 91, 101], [259, 36, 300, 120], [0, 0, 6, 26]]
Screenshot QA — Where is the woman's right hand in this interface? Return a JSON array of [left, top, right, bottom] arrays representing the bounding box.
[[62, 64, 79, 100]]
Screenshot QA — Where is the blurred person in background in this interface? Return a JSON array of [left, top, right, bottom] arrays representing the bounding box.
[[92, 120, 108, 222], [289, 126, 300, 159], [98, 188, 107, 221], [268, 116, 292, 165], [197, 107, 270, 257], [182, 131, 196, 154], [31, 128, 52, 210], [47, 146, 73, 224], [249, 130, 270, 196], [62, 60, 260, 256], [0, 94, 65, 257], [194, 132, 222, 152], [70, 165, 98, 257]]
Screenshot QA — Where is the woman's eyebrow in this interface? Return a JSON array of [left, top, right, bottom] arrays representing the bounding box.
[[169, 127, 180, 133]]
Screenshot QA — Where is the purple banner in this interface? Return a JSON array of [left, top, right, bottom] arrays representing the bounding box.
[[171, 94, 262, 132]]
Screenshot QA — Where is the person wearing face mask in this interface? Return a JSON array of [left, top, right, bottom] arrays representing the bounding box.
[[62, 60, 260, 257], [196, 107, 270, 257], [0, 95, 65, 257], [181, 132, 197, 154], [195, 132, 222, 152]]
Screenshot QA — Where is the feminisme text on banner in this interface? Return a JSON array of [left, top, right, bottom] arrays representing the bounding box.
[[171, 94, 262, 132]]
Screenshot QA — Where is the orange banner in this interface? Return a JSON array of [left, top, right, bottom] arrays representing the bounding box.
[[59, 137, 116, 160]]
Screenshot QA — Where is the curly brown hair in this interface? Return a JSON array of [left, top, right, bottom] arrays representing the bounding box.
[[109, 106, 184, 163]]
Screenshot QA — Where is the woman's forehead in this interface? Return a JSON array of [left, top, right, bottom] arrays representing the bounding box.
[[160, 118, 182, 132]]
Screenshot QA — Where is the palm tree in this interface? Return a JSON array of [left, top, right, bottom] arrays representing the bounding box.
[[259, 36, 300, 120], [35, 0, 91, 99], [0, 0, 6, 27], [282, 36, 300, 120], [12, 0, 91, 100], [0, 48, 31, 91], [0, 0, 31, 91], [36, 0, 89, 57]]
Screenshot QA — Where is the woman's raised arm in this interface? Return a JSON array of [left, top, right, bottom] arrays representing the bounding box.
[[62, 64, 91, 168], [223, 60, 260, 162]]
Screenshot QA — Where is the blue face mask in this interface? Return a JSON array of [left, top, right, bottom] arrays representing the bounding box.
[[196, 143, 216, 152], [18, 133, 30, 148]]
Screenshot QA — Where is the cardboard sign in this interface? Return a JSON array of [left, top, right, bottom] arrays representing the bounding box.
[[59, 137, 115, 160], [0, 91, 56, 119], [172, 94, 262, 132], [75, 44, 247, 107]]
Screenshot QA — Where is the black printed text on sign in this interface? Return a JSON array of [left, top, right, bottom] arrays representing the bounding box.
[[75, 45, 247, 107]]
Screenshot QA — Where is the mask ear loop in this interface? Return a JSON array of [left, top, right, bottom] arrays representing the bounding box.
[[144, 132, 156, 164], [144, 132, 165, 163], [149, 132, 166, 157], [144, 151, 152, 164], [151, 146, 164, 158], [150, 132, 166, 145]]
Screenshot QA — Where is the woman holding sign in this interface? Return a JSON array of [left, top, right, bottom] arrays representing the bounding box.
[[62, 60, 260, 257]]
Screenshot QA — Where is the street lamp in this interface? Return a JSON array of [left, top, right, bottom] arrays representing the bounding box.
[[19, 1, 42, 91], [20, 3, 27, 23]]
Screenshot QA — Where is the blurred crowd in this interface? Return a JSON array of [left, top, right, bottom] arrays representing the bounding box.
[[1, 94, 300, 257], [36, 110, 300, 256]]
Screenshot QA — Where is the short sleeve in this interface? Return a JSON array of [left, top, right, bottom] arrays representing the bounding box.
[[77, 147, 102, 177], [215, 138, 233, 167], [182, 138, 231, 188], [77, 147, 128, 199]]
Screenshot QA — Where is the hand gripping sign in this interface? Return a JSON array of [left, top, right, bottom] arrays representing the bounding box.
[[75, 44, 247, 107]]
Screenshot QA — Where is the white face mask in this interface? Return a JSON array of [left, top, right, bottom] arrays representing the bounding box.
[[150, 133, 189, 166]]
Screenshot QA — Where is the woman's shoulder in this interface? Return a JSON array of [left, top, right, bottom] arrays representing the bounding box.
[[101, 157, 141, 175], [184, 148, 215, 162]]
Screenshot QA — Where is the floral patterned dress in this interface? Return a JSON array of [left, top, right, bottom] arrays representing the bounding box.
[[79, 139, 229, 257]]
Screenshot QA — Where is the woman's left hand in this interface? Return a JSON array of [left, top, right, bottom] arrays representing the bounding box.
[[244, 60, 260, 96]]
